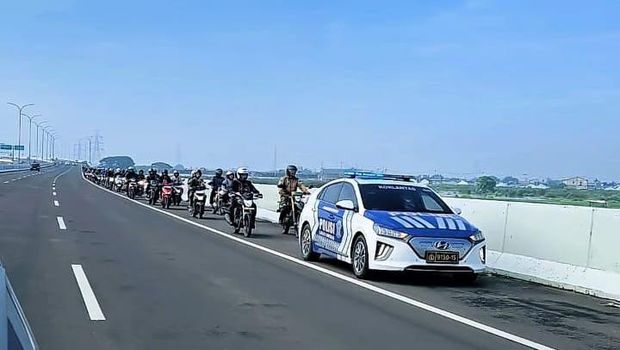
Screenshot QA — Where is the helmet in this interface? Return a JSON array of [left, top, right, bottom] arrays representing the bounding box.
[[162, 169, 168, 175], [128, 166, 135, 173], [215, 168, 223, 176], [116, 168, 121, 173], [237, 167, 249, 181], [173, 170, 179, 176], [138, 169, 144, 174], [195, 169, 202, 178], [226, 170, 234, 178], [286, 164, 298, 177]]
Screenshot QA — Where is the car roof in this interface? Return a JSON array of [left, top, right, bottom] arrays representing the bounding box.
[[325, 177, 428, 188]]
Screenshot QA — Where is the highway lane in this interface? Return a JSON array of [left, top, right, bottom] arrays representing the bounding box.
[[0, 166, 617, 349]]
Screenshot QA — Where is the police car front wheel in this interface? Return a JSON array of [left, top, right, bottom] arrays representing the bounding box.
[[300, 224, 319, 261], [352, 236, 370, 279]]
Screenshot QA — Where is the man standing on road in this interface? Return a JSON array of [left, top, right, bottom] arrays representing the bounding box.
[[277, 164, 310, 234]]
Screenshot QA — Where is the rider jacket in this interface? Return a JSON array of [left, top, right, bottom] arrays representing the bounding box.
[[125, 172, 138, 181], [188, 177, 204, 190], [208, 175, 225, 190], [160, 175, 173, 184], [171, 176, 183, 185], [277, 175, 308, 198], [232, 179, 260, 194]]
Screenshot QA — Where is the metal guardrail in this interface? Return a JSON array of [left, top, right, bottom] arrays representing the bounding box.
[[0, 264, 38, 350]]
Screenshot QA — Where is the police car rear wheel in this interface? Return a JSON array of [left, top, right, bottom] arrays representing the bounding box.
[[300, 225, 319, 261], [352, 236, 370, 279]]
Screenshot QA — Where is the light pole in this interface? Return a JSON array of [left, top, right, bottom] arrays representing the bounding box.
[[23, 113, 42, 161], [7, 102, 34, 162], [42, 126, 53, 161], [35, 121, 48, 161]]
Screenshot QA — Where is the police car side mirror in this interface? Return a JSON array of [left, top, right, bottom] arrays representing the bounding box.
[[453, 207, 462, 215], [336, 200, 357, 212]]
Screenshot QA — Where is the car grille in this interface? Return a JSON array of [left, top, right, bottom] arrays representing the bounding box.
[[409, 237, 473, 261]]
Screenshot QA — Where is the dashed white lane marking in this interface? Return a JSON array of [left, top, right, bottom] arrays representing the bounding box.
[[52, 187, 56, 191], [52, 191, 57, 196], [54, 200, 59, 207], [11, 179, 17, 182], [71, 264, 106, 321], [56, 216, 67, 230], [2, 181, 8, 184], [81, 171, 556, 350]]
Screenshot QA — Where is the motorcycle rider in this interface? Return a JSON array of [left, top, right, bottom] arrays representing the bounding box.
[[277, 164, 310, 234], [208, 168, 225, 207], [226, 167, 261, 227], [171, 170, 183, 185], [146, 168, 160, 204], [137, 169, 146, 181], [187, 170, 204, 210], [160, 169, 173, 185], [124, 167, 139, 196], [106, 168, 114, 187]]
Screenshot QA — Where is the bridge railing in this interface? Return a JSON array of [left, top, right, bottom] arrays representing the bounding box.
[[0, 264, 38, 350]]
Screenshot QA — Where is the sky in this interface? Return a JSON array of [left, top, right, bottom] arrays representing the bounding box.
[[0, 0, 619, 179]]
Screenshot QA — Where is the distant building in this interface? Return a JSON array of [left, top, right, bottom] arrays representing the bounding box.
[[563, 177, 589, 190]]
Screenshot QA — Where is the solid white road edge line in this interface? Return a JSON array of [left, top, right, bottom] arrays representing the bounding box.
[[54, 200, 59, 207], [56, 216, 67, 230], [80, 170, 556, 350], [71, 264, 106, 321]]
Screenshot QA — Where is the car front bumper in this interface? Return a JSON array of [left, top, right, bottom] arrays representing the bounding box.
[[369, 238, 486, 274]]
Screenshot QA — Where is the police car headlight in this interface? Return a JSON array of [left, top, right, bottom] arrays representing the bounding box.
[[469, 231, 485, 244], [373, 224, 410, 240]]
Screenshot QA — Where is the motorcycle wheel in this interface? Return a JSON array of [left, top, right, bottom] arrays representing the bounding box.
[[243, 214, 253, 238], [199, 204, 204, 219], [166, 198, 171, 209]]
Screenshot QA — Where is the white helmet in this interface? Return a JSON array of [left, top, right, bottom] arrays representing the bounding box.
[[236, 167, 249, 181]]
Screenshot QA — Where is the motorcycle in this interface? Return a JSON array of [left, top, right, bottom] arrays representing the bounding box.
[[147, 179, 159, 205], [107, 176, 115, 189], [114, 176, 125, 192], [172, 184, 184, 206], [136, 179, 147, 197], [212, 188, 229, 215], [281, 192, 308, 237], [127, 179, 138, 199], [192, 185, 207, 218], [160, 184, 174, 209], [231, 192, 263, 237]]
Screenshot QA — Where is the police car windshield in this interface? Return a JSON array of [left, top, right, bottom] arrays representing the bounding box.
[[359, 184, 452, 213]]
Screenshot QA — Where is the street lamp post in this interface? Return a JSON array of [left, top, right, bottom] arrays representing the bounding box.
[[35, 121, 48, 161], [7, 102, 34, 162], [42, 126, 53, 161], [22, 114, 42, 161]]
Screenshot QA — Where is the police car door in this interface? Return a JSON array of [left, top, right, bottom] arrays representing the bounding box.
[[335, 182, 359, 258], [315, 182, 344, 257]]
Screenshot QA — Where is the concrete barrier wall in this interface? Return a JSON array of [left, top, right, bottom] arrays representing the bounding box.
[[253, 184, 620, 300]]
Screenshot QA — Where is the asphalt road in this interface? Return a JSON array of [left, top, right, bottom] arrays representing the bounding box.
[[0, 166, 619, 350]]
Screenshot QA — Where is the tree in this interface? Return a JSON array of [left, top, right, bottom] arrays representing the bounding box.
[[151, 162, 173, 171], [502, 176, 519, 186], [99, 156, 134, 169], [476, 176, 497, 194]]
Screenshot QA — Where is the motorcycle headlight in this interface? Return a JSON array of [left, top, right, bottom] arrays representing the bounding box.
[[373, 224, 410, 240], [469, 231, 485, 244]]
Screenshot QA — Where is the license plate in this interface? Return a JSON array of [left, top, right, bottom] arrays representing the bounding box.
[[425, 251, 459, 264]]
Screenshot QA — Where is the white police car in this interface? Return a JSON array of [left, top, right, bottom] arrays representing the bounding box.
[[298, 173, 486, 281]]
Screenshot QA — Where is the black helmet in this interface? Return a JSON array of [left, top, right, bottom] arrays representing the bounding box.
[[162, 169, 168, 175], [138, 169, 144, 174], [195, 169, 202, 177], [215, 168, 223, 176], [286, 164, 298, 176]]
